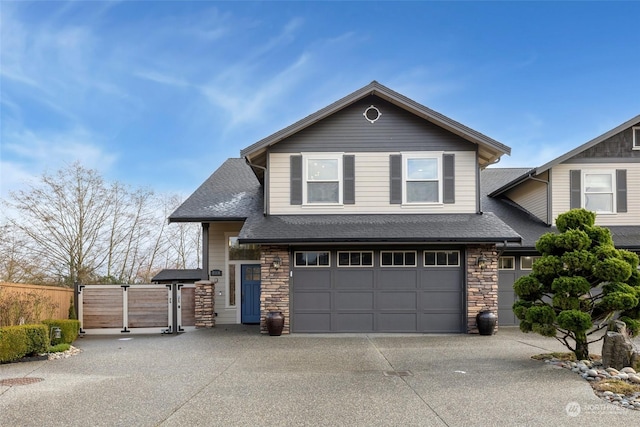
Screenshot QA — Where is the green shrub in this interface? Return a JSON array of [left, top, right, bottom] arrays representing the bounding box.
[[555, 208, 595, 232], [0, 324, 48, 363], [593, 258, 633, 282], [48, 343, 71, 353], [42, 319, 80, 345]]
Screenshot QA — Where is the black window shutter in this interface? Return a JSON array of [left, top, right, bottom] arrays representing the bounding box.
[[343, 155, 355, 204], [443, 154, 455, 204], [390, 155, 402, 204], [569, 170, 581, 209], [290, 155, 303, 205], [616, 169, 627, 213]]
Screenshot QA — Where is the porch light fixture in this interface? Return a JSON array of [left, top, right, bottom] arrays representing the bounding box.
[[477, 255, 488, 270], [272, 255, 282, 270]]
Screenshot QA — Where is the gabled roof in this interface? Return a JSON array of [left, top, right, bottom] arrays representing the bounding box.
[[238, 212, 521, 244], [490, 114, 640, 197], [168, 158, 263, 222], [241, 81, 511, 170]]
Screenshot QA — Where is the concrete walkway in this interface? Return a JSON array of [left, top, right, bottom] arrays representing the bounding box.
[[1, 326, 639, 426]]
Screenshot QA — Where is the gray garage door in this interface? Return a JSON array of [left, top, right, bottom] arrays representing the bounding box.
[[497, 254, 540, 326], [292, 249, 464, 333]]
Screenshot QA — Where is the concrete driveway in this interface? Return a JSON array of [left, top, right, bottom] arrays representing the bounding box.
[[1, 326, 638, 426]]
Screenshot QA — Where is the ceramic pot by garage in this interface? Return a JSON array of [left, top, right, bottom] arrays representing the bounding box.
[[266, 311, 285, 336], [476, 310, 497, 336]]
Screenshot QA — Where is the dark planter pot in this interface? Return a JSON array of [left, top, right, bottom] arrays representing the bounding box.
[[266, 311, 285, 336], [476, 310, 497, 336]]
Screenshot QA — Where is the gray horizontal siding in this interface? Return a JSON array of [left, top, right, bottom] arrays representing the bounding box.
[[270, 96, 477, 153]]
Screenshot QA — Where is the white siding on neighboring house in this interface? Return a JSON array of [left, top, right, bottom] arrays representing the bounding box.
[[269, 151, 477, 214], [552, 163, 639, 226], [208, 221, 243, 324], [504, 171, 549, 223]]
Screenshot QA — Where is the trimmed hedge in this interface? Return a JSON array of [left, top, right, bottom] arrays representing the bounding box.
[[42, 319, 80, 346], [0, 324, 48, 363]]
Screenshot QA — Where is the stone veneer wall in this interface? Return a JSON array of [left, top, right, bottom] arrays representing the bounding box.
[[260, 245, 290, 334], [194, 280, 215, 328], [467, 245, 498, 333]]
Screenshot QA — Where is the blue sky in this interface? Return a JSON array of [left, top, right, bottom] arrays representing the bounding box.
[[2, 1, 639, 202]]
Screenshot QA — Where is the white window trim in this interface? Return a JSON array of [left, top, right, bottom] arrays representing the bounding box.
[[337, 251, 374, 267], [302, 153, 343, 205], [380, 251, 418, 267], [498, 256, 515, 270], [294, 251, 331, 267], [520, 256, 540, 271], [633, 126, 640, 150], [424, 250, 460, 267], [582, 170, 616, 214], [402, 152, 443, 205]]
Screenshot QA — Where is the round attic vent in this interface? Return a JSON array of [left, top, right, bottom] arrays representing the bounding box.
[[363, 105, 381, 123]]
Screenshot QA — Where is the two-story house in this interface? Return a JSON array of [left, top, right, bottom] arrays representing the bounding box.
[[483, 115, 640, 325], [169, 81, 521, 334]]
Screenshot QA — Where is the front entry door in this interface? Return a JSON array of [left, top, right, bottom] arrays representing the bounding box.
[[241, 264, 261, 324]]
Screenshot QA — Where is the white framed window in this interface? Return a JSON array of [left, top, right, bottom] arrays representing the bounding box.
[[633, 126, 640, 150], [403, 153, 442, 204], [295, 251, 330, 267], [304, 154, 342, 204], [380, 251, 417, 267], [424, 251, 460, 267], [583, 171, 615, 213], [520, 256, 541, 270], [498, 257, 515, 270], [337, 251, 374, 267]]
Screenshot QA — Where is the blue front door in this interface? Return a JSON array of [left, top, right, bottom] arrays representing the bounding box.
[[241, 264, 261, 324]]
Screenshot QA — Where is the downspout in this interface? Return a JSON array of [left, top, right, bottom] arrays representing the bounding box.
[[245, 158, 268, 216], [201, 223, 209, 281]]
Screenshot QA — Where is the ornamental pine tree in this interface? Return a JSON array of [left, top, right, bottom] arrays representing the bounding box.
[[513, 208, 640, 360]]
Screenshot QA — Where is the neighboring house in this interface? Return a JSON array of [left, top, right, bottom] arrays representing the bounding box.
[[484, 115, 640, 325], [169, 81, 522, 334]]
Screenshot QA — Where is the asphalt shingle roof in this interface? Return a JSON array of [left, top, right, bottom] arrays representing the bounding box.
[[169, 159, 263, 222], [151, 269, 204, 282], [238, 212, 521, 244]]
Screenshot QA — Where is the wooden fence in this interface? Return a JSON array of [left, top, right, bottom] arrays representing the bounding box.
[[0, 282, 74, 322]]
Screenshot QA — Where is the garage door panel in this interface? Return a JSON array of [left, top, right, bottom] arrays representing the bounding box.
[[336, 313, 374, 332], [378, 292, 417, 310], [378, 313, 417, 332], [420, 313, 461, 333], [335, 292, 374, 310], [294, 292, 331, 310], [420, 270, 461, 289], [334, 270, 374, 288], [421, 290, 461, 310], [378, 270, 417, 289], [498, 270, 518, 326], [294, 313, 331, 332], [294, 270, 332, 289]]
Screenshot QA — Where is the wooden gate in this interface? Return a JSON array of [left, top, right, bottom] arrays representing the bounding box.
[[77, 283, 196, 335]]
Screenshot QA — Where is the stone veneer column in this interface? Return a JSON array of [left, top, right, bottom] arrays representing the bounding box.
[[260, 245, 290, 334], [467, 245, 498, 333], [194, 280, 215, 328]]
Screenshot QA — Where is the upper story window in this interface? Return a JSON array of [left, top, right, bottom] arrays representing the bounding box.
[[305, 155, 342, 204], [633, 126, 640, 150], [583, 171, 615, 213], [404, 154, 442, 204]]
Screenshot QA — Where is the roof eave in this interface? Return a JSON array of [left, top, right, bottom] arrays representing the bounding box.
[[238, 236, 522, 245], [168, 216, 248, 224]]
